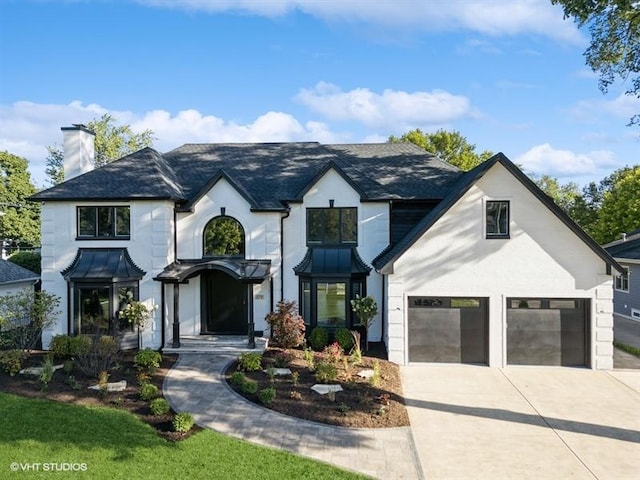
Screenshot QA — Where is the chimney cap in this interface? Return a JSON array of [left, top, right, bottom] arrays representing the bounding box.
[[61, 124, 95, 135]]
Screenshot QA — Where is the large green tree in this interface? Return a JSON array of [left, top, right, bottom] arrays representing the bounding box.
[[0, 151, 40, 248], [591, 165, 640, 243], [552, 0, 640, 125], [388, 128, 494, 171], [531, 174, 581, 211], [45, 114, 154, 185]]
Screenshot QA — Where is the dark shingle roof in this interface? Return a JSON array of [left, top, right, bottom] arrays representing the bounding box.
[[31, 148, 183, 201], [0, 259, 40, 285], [604, 230, 640, 261], [30, 142, 464, 209]]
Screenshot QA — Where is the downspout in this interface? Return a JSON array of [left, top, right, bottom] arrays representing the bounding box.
[[160, 282, 166, 349], [279, 207, 291, 302]]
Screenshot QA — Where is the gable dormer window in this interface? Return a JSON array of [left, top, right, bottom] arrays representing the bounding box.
[[486, 200, 509, 239], [307, 207, 357, 246], [77, 206, 130, 239]]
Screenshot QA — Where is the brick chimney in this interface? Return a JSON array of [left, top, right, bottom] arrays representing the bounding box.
[[62, 124, 95, 180]]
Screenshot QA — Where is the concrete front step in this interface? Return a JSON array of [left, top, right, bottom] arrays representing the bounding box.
[[162, 336, 268, 355]]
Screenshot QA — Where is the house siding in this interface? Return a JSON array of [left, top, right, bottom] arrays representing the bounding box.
[[613, 263, 640, 320], [384, 162, 613, 369]]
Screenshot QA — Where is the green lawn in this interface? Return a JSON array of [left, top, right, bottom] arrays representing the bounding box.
[[0, 393, 367, 480]]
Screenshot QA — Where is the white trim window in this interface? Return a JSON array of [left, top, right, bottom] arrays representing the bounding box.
[[614, 269, 629, 292], [632, 309, 640, 320]]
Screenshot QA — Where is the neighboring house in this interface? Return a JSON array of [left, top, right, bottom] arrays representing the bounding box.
[[30, 125, 621, 369], [604, 229, 640, 323], [0, 259, 40, 296]]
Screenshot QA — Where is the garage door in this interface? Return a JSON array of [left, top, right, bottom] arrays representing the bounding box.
[[507, 298, 589, 366], [408, 297, 488, 364]]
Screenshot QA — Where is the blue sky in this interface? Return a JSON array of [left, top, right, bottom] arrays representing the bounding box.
[[0, 0, 638, 189]]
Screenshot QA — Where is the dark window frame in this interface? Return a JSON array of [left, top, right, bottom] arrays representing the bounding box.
[[72, 281, 139, 336], [306, 207, 358, 246], [76, 206, 131, 240], [298, 276, 366, 330], [486, 200, 510, 239]]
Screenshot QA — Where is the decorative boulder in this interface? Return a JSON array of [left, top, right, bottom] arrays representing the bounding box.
[[88, 380, 127, 392], [311, 384, 344, 395]]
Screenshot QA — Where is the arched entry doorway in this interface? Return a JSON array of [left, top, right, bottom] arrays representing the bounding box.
[[201, 270, 247, 334]]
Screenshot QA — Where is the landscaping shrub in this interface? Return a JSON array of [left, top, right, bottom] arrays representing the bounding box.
[[308, 327, 329, 351], [39, 356, 55, 391], [149, 398, 171, 416], [50, 335, 72, 357], [140, 383, 159, 401], [0, 349, 28, 376], [242, 379, 258, 394], [134, 348, 162, 372], [272, 350, 292, 368], [303, 347, 315, 370], [322, 342, 343, 364], [258, 386, 276, 406], [172, 412, 194, 433], [137, 371, 152, 386], [74, 335, 118, 378], [62, 359, 74, 375], [314, 361, 338, 383], [265, 300, 306, 348], [238, 352, 262, 372], [229, 371, 246, 387], [335, 328, 354, 352]]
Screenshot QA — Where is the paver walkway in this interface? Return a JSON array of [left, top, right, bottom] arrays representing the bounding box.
[[163, 354, 423, 480]]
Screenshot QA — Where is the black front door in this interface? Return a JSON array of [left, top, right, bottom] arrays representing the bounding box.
[[201, 270, 247, 334]]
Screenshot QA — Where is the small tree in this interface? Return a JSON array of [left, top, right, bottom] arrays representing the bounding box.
[[265, 300, 306, 349], [118, 300, 156, 349], [350, 295, 378, 351], [0, 289, 61, 351]]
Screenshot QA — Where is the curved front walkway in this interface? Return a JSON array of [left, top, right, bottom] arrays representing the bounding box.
[[163, 354, 423, 480]]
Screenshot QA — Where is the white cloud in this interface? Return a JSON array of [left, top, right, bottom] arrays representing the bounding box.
[[135, 0, 583, 44], [0, 100, 348, 188], [569, 93, 640, 123], [295, 82, 475, 129], [516, 143, 618, 179]]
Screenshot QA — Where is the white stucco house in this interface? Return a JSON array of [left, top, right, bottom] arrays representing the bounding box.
[[31, 125, 621, 369]]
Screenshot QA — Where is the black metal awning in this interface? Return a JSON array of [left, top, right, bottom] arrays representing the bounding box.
[[61, 248, 146, 282], [154, 258, 272, 284], [293, 247, 371, 276]]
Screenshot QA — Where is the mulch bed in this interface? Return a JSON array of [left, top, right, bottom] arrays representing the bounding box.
[[1, 343, 410, 440], [225, 345, 410, 428], [0, 350, 200, 442]]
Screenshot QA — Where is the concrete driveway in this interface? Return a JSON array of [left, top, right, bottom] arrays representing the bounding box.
[[401, 365, 640, 480]]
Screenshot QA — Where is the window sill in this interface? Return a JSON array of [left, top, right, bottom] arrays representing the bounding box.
[[76, 236, 131, 241], [485, 234, 510, 240]]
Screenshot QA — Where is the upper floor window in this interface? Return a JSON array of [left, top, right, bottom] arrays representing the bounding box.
[[486, 200, 509, 238], [307, 207, 357, 246], [615, 269, 629, 292], [203, 216, 245, 257], [77, 206, 130, 239]]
